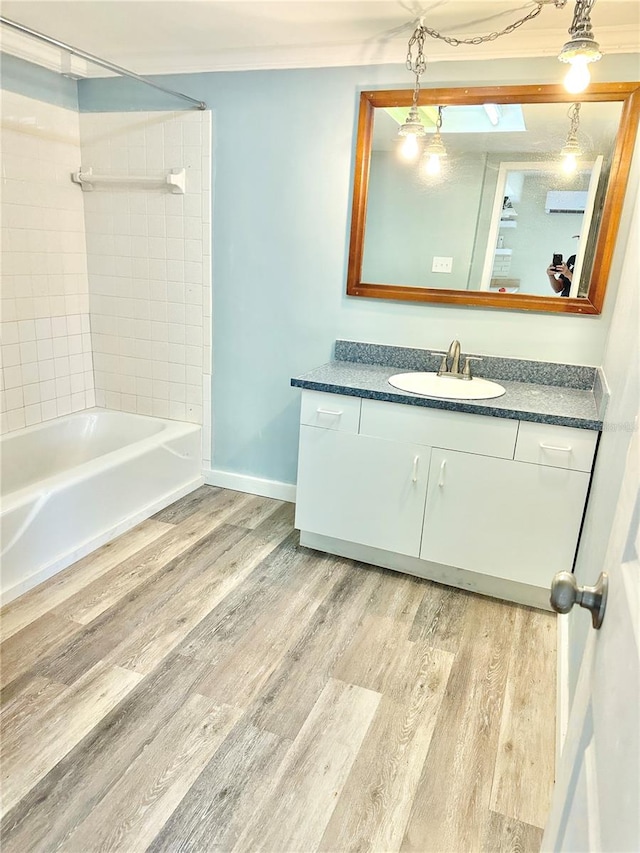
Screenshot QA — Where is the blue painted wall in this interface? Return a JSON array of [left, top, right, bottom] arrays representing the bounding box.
[[75, 53, 640, 484], [0, 52, 78, 109], [362, 150, 487, 289]]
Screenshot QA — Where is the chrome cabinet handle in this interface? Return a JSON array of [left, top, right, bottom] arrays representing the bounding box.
[[540, 442, 572, 452], [316, 408, 343, 417], [438, 459, 446, 488], [412, 455, 419, 483], [550, 571, 608, 629]]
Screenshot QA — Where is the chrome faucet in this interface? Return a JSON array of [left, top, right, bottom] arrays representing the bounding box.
[[431, 339, 482, 380], [447, 339, 461, 376]]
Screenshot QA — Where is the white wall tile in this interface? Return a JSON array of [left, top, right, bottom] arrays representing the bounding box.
[[1, 92, 95, 433], [2, 101, 212, 449]]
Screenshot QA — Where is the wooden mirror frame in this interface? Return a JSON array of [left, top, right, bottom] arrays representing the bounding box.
[[346, 83, 640, 315]]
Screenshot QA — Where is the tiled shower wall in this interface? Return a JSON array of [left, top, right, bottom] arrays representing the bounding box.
[[79, 110, 212, 464], [0, 90, 95, 432]]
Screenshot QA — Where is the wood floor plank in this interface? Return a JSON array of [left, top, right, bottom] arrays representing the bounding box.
[[247, 562, 384, 740], [409, 581, 472, 653], [147, 721, 291, 853], [31, 523, 247, 686], [0, 676, 67, 744], [483, 811, 544, 853], [0, 654, 211, 853], [61, 695, 240, 853], [490, 608, 557, 830], [0, 612, 83, 693], [152, 485, 223, 524], [400, 595, 518, 853], [189, 545, 347, 708], [319, 645, 455, 853], [177, 533, 333, 661], [332, 570, 427, 694], [0, 518, 173, 642], [232, 678, 381, 853], [53, 490, 258, 626], [366, 568, 430, 625], [0, 661, 142, 817], [106, 515, 295, 677], [221, 493, 286, 530]]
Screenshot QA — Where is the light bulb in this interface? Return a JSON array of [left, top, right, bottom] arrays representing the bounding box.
[[400, 134, 419, 160], [424, 154, 441, 176], [562, 153, 578, 174], [564, 59, 591, 94]]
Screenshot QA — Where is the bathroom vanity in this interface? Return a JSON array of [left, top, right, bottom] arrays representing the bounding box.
[[292, 343, 604, 610]]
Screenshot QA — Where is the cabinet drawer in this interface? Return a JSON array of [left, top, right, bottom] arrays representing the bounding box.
[[300, 390, 361, 433], [360, 399, 517, 459], [515, 422, 598, 472]]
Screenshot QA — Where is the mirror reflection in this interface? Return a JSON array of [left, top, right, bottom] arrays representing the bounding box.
[[362, 101, 622, 299]]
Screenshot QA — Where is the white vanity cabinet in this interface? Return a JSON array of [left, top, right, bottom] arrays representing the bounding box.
[[295, 390, 599, 609]]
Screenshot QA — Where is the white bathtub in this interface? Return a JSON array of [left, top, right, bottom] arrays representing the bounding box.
[[1, 409, 203, 603]]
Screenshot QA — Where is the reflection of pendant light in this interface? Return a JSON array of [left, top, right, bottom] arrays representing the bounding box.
[[561, 102, 583, 173], [558, 0, 602, 94], [397, 23, 427, 160], [422, 106, 447, 176]]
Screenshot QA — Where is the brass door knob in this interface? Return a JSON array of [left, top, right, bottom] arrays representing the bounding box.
[[550, 571, 608, 629]]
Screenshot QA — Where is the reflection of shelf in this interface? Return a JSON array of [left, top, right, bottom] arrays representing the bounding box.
[[499, 220, 517, 229]]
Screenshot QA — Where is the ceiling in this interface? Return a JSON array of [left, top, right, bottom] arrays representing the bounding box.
[[0, 0, 638, 76]]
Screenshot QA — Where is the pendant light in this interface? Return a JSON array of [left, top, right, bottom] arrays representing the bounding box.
[[422, 106, 447, 176], [560, 102, 583, 173], [558, 0, 602, 93]]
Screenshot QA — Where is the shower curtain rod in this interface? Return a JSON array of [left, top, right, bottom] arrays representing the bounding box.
[[0, 16, 207, 110]]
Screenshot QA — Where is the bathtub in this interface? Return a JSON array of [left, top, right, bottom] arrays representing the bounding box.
[[1, 409, 203, 603]]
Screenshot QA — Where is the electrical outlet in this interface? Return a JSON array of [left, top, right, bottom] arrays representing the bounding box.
[[432, 256, 453, 273]]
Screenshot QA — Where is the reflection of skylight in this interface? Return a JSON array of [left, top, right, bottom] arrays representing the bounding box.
[[385, 104, 527, 133]]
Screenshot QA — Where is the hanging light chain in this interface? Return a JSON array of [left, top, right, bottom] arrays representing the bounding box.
[[567, 101, 581, 136], [406, 24, 427, 105], [408, 3, 544, 51], [567, 0, 596, 38]]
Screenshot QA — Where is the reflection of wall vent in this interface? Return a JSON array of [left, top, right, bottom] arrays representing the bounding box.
[[545, 190, 588, 214]]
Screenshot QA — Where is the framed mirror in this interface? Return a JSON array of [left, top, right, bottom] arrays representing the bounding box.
[[347, 84, 639, 314]]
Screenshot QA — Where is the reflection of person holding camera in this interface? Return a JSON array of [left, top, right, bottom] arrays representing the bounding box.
[[547, 253, 576, 296]]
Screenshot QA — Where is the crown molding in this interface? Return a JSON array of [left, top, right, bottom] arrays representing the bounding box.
[[96, 25, 640, 76], [1, 22, 637, 78]]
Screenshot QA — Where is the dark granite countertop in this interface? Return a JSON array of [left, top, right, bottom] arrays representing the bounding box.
[[291, 360, 604, 431]]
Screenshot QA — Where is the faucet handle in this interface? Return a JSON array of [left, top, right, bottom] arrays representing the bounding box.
[[462, 356, 482, 379], [430, 352, 449, 376]]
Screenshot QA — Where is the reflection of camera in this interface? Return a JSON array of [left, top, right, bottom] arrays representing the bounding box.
[[552, 253, 563, 270]]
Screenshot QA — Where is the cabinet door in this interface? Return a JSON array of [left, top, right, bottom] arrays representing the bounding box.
[[295, 425, 430, 557], [420, 449, 591, 587]]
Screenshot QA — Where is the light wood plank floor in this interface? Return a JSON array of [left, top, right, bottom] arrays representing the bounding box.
[[0, 486, 557, 852]]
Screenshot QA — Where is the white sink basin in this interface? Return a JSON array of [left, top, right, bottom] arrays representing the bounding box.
[[388, 372, 506, 400]]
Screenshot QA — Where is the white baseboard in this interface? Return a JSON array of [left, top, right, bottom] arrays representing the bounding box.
[[203, 468, 296, 503], [556, 613, 570, 772]]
